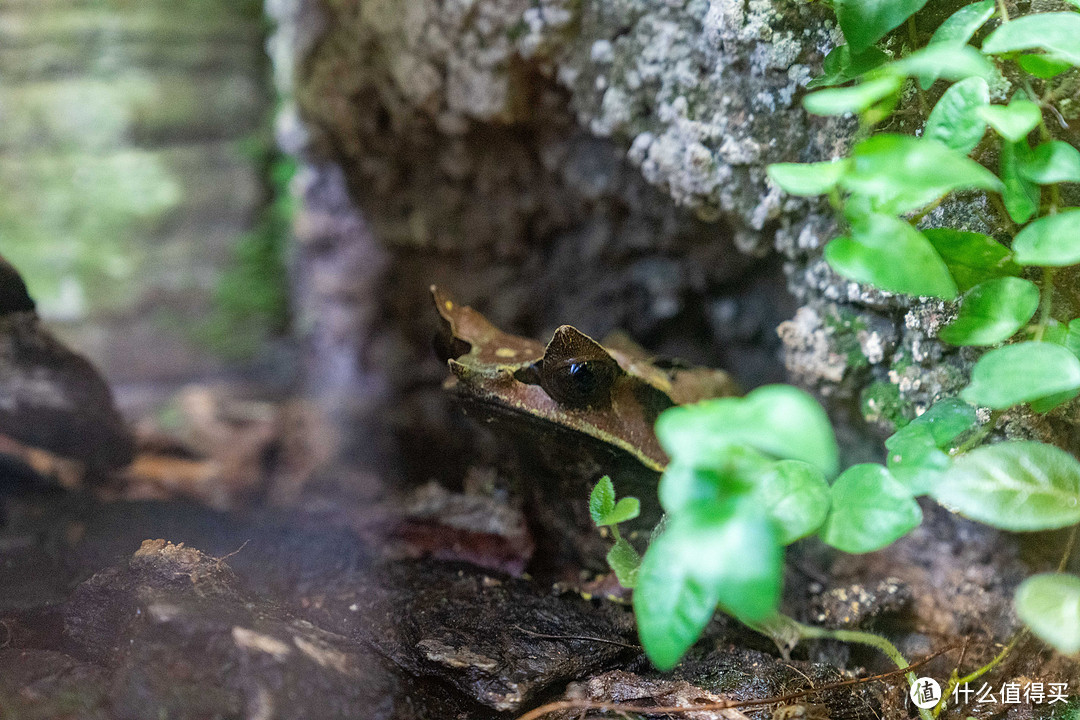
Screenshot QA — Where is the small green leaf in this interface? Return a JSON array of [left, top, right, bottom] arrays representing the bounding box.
[[605, 497, 641, 525], [924, 77, 990, 155], [928, 1, 995, 47], [767, 160, 851, 196], [1000, 139, 1040, 224], [607, 537, 641, 589], [1017, 53, 1073, 79], [931, 441, 1080, 530], [656, 385, 839, 478], [1020, 141, 1080, 185], [883, 44, 994, 90], [1012, 209, 1080, 266], [1016, 573, 1080, 654], [923, 228, 1019, 293], [886, 398, 980, 495], [886, 424, 951, 495], [982, 12, 1080, 65], [938, 277, 1040, 346], [803, 75, 902, 116], [962, 342, 1080, 409], [634, 506, 782, 669], [822, 464, 922, 553], [752, 460, 830, 545], [589, 476, 616, 526], [977, 101, 1043, 143], [841, 134, 1003, 214], [824, 215, 958, 299], [833, 0, 930, 53], [906, 397, 978, 447], [808, 45, 889, 88]]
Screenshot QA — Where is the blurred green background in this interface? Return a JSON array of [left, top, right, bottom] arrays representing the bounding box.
[[0, 0, 288, 411]]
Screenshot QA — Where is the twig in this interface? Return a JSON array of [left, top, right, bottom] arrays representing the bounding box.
[[514, 647, 953, 720]]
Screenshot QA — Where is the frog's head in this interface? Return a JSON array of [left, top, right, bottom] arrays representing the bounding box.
[[431, 286, 738, 472]]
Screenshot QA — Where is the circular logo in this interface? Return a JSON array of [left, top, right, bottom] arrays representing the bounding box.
[[910, 678, 942, 709]]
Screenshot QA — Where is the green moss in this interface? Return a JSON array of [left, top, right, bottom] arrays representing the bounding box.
[[861, 380, 913, 431], [197, 144, 294, 360], [824, 308, 870, 370]]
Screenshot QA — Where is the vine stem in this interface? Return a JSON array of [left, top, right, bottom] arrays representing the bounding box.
[[996, 0, 1010, 22], [935, 629, 1027, 717], [787, 620, 934, 720], [1034, 266, 1056, 341]]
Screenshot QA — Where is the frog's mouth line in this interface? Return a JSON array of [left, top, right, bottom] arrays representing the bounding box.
[[443, 378, 668, 474]]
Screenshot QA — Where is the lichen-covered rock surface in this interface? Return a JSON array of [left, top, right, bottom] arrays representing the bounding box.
[[267, 0, 872, 484]]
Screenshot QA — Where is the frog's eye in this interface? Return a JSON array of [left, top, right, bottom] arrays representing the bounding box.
[[542, 358, 619, 408]]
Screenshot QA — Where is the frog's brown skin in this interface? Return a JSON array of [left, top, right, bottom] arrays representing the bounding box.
[[432, 286, 739, 573]]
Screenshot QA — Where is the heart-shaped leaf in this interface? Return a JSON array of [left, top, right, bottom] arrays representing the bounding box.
[[822, 464, 922, 553]]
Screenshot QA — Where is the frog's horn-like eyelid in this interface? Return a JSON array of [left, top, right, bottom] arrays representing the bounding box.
[[543, 325, 620, 367]]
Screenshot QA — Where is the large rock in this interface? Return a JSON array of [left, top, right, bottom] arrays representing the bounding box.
[[0, 256, 134, 469]]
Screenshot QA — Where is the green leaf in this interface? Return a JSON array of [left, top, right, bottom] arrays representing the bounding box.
[[924, 77, 990, 155], [606, 537, 641, 589], [822, 464, 922, 553], [1064, 319, 1080, 358], [1012, 209, 1080, 266], [1017, 53, 1073, 79], [634, 531, 722, 670], [767, 160, 851, 196], [886, 398, 980, 494], [1015, 573, 1080, 654], [657, 452, 768, 515], [833, 0, 931, 53], [886, 424, 951, 495], [824, 215, 958, 299], [656, 385, 839, 478], [605, 497, 641, 525], [752, 460, 831, 545], [931, 441, 1080, 530], [589, 476, 615, 526], [923, 228, 1019, 293], [1028, 387, 1080, 413], [634, 506, 782, 669], [1020, 141, 1080, 185], [982, 12, 1080, 65], [938, 277, 1040, 346], [803, 75, 902, 116], [841, 134, 1003, 214], [977, 101, 1043, 143], [928, 1, 995, 47], [906, 397, 979, 447], [1000, 139, 1040, 224], [808, 45, 889, 88], [883, 44, 994, 90], [962, 342, 1080, 409]]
